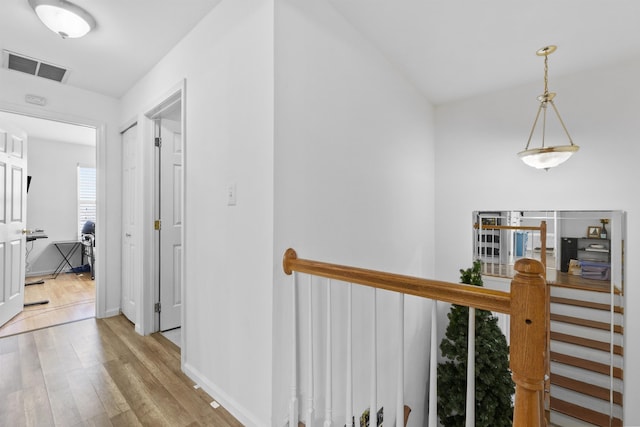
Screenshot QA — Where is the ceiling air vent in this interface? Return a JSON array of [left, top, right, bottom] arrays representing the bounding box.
[[2, 50, 69, 83]]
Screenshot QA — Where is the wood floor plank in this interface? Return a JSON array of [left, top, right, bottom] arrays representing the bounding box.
[[0, 334, 19, 354], [23, 384, 55, 427], [0, 273, 95, 338], [0, 351, 22, 395], [67, 367, 111, 422], [103, 358, 176, 426], [110, 409, 143, 426], [46, 377, 83, 426], [84, 363, 132, 419], [33, 327, 57, 352], [0, 316, 242, 427], [1, 390, 26, 426], [104, 317, 242, 426], [18, 334, 47, 391], [124, 357, 198, 427], [82, 412, 114, 427]]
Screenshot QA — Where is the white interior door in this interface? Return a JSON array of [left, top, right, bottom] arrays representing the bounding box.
[[121, 124, 140, 323], [0, 120, 27, 327], [159, 117, 182, 331]]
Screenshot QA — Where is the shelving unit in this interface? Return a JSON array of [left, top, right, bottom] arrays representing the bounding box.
[[577, 238, 610, 281], [577, 238, 610, 263], [475, 212, 504, 263]]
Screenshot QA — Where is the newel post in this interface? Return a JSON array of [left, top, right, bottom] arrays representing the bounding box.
[[510, 258, 547, 427]]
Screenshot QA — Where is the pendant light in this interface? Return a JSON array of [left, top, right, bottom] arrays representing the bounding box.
[[28, 0, 96, 39], [518, 45, 579, 170]]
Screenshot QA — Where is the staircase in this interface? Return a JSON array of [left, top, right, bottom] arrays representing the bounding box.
[[548, 283, 624, 427]]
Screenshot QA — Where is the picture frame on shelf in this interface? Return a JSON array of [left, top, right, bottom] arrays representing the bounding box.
[[587, 226, 601, 238]]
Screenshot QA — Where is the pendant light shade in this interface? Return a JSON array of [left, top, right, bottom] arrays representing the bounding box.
[[519, 45, 579, 170], [28, 0, 96, 39], [518, 145, 579, 169]]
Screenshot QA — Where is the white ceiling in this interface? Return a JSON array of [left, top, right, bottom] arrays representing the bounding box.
[[0, 111, 96, 145], [0, 0, 223, 99], [0, 0, 222, 143], [330, 0, 640, 105], [2, 0, 640, 139]]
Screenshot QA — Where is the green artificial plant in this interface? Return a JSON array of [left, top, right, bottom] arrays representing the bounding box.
[[436, 260, 515, 427]]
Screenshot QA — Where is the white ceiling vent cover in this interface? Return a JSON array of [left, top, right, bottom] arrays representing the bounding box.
[[2, 50, 69, 83]]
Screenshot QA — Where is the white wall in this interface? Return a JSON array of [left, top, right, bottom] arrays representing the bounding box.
[[119, 1, 275, 425], [273, 1, 436, 426], [26, 137, 95, 275], [435, 58, 640, 424], [0, 68, 121, 318]]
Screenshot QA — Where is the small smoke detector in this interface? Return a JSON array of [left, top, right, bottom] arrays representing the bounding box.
[[25, 94, 47, 106], [2, 49, 69, 83]]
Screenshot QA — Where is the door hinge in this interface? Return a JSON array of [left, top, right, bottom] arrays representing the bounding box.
[[155, 302, 161, 313], [155, 137, 162, 147], [154, 220, 161, 230]]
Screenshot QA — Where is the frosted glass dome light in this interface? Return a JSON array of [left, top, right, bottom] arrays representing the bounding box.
[[29, 0, 96, 39]]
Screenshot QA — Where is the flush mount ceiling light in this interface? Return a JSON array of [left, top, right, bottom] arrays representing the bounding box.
[[28, 0, 96, 39], [518, 45, 579, 170]]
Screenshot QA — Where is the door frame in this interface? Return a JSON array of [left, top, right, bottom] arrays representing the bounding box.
[[137, 80, 186, 345], [0, 104, 106, 318]]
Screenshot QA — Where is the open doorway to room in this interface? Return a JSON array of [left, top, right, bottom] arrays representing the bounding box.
[[148, 88, 184, 347], [0, 111, 97, 338]]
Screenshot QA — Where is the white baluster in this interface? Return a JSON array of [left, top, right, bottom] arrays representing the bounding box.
[[370, 289, 377, 427], [324, 280, 332, 427], [465, 307, 475, 426], [345, 283, 354, 427], [308, 275, 315, 427], [428, 300, 438, 427], [290, 272, 299, 427], [396, 293, 404, 427]]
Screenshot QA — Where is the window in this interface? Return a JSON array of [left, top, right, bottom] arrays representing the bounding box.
[[78, 165, 96, 237]]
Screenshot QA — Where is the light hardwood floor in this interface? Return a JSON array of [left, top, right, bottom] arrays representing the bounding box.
[[0, 273, 95, 338], [0, 315, 243, 427]]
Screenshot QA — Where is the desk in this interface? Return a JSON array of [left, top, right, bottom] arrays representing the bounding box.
[[52, 241, 82, 279]]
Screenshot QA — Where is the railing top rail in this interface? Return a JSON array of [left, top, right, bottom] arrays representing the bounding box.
[[283, 248, 512, 314], [473, 222, 547, 232]]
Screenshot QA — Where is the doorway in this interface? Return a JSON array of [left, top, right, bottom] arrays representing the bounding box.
[[144, 84, 185, 345], [148, 91, 184, 335], [119, 83, 185, 340], [0, 111, 98, 337]]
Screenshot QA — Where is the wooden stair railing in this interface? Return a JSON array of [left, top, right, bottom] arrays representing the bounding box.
[[474, 219, 551, 421], [283, 248, 547, 426]]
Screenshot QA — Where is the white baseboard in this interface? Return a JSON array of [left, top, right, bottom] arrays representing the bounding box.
[[25, 269, 55, 277], [183, 362, 265, 427], [99, 308, 121, 319]]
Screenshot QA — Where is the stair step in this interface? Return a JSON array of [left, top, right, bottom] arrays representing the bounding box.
[[551, 323, 623, 350], [550, 397, 622, 427], [551, 361, 623, 393], [550, 296, 623, 314], [550, 410, 599, 427], [550, 313, 623, 334], [550, 303, 624, 328], [550, 332, 623, 356], [548, 277, 622, 294], [549, 286, 623, 306], [551, 374, 622, 405], [550, 351, 623, 379]]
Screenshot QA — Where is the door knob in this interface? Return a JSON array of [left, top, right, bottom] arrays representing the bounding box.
[[125, 233, 132, 237]]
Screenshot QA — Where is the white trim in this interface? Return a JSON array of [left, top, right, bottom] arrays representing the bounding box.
[[0, 103, 107, 318], [183, 362, 266, 427], [131, 78, 186, 339]]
